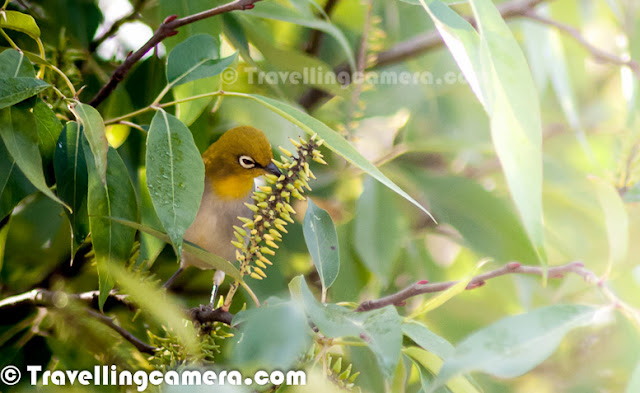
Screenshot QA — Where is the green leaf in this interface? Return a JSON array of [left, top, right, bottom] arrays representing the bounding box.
[[303, 198, 340, 296], [402, 173, 539, 265], [422, 0, 546, 264], [353, 176, 407, 284], [166, 34, 237, 87], [0, 139, 35, 219], [111, 218, 243, 281], [224, 92, 435, 220], [0, 10, 41, 40], [431, 305, 600, 389], [0, 105, 68, 210], [232, 301, 311, 371], [290, 276, 402, 380], [54, 122, 89, 245], [146, 110, 205, 256], [0, 49, 36, 77], [33, 99, 62, 167], [134, 169, 166, 270], [590, 177, 628, 274], [84, 141, 138, 310], [404, 347, 481, 393], [245, 2, 355, 71], [0, 77, 49, 109], [402, 321, 454, 359], [70, 103, 108, 185]]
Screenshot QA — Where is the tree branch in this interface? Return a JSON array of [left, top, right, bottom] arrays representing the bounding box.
[[0, 288, 132, 311], [304, 0, 340, 56], [87, 0, 261, 107], [355, 261, 592, 312], [86, 309, 157, 354], [189, 304, 234, 326], [523, 10, 640, 80]]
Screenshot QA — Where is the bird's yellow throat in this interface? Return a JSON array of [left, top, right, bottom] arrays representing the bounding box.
[[210, 173, 256, 200]]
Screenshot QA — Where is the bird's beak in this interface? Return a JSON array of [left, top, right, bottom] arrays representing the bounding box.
[[264, 161, 282, 176]]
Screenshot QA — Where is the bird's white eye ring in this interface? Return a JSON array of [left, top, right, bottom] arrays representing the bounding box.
[[239, 155, 256, 169]]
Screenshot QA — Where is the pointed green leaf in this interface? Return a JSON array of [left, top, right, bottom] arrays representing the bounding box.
[[71, 103, 108, 185], [0, 105, 68, 209], [54, 122, 89, 245], [290, 276, 402, 380], [134, 169, 166, 269], [431, 305, 600, 390], [590, 177, 628, 274], [146, 110, 204, 256], [402, 322, 454, 360], [225, 92, 435, 220], [34, 99, 63, 167], [0, 10, 41, 40], [111, 217, 242, 281], [303, 198, 340, 295], [0, 77, 49, 109], [84, 141, 138, 310], [166, 34, 237, 87], [405, 347, 481, 393], [422, 0, 546, 264], [0, 49, 36, 78]]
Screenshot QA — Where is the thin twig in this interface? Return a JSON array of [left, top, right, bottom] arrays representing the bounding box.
[[355, 261, 592, 312], [0, 289, 132, 311], [88, 0, 261, 107], [524, 11, 640, 80], [86, 309, 157, 354]]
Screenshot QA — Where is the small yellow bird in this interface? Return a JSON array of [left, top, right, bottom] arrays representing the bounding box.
[[163, 126, 280, 302]]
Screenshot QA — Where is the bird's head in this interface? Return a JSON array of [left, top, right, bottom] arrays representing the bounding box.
[[203, 126, 281, 200]]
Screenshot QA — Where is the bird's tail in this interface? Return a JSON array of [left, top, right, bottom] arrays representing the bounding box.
[[210, 270, 226, 305]]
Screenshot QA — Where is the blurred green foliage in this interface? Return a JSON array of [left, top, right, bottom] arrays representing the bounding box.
[[1, 0, 640, 392]]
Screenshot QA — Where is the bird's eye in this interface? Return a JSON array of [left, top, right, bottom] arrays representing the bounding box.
[[238, 155, 256, 169]]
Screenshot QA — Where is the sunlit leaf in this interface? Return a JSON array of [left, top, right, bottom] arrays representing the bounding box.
[[431, 305, 601, 390], [421, 0, 546, 265], [303, 199, 340, 295], [590, 176, 628, 275], [402, 321, 454, 359], [405, 347, 481, 393], [146, 110, 204, 256], [0, 10, 41, 40], [84, 141, 138, 310]]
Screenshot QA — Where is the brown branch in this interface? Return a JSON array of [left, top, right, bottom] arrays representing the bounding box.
[[355, 261, 593, 312], [86, 309, 157, 354], [88, 0, 261, 107], [299, 0, 549, 109], [0, 288, 132, 311], [89, 0, 149, 53], [523, 11, 640, 80]]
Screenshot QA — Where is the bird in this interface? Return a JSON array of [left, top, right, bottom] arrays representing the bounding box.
[[162, 126, 281, 304]]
